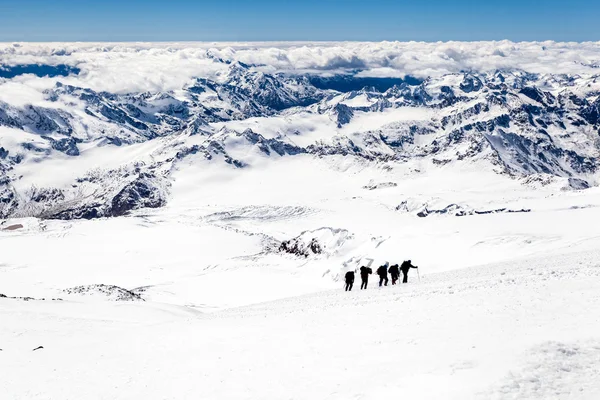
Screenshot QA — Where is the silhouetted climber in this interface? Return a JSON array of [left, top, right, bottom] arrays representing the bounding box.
[[360, 266, 372, 290], [400, 260, 418, 283], [388, 264, 400, 285], [377, 262, 389, 287], [345, 270, 355, 291]]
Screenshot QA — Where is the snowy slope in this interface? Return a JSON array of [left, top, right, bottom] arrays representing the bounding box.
[[2, 42, 600, 399], [2, 250, 600, 400], [2, 158, 600, 308]]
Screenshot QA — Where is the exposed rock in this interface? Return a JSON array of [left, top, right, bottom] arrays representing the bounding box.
[[0, 293, 60, 301], [432, 158, 452, 166], [280, 237, 322, 258], [566, 178, 591, 190], [416, 204, 531, 217], [330, 103, 354, 127], [395, 198, 432, 214], [239, 129, 305, 156], [63, 284, 145, 301], [41, 136, 81, 156], [52, 205, 104, 220], [110, 175, 167, 217], [363, 181, 397, 190], [279, 227, 352, 257], [460, 74, 483, 93]]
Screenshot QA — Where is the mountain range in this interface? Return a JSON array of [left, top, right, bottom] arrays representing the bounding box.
[[1, 58, 599, 220]]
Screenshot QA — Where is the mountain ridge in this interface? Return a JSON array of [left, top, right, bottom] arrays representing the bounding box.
[[1, 59, 600, 220]]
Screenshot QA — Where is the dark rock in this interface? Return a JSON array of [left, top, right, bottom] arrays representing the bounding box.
[[279, 237, 322, 258], [581, 98, 600, 125], [240, 129, 305, 157], [41, 136, 80, 156], [331, 103, 354, 127], [417, 204, 531, 217], [363, 182, 397, 190], [63, 284, 144, 301], [459, 74, 483, 93], [51, 205, 104, 220], [30, 187, 65, 203], [567, 177, 590, 190], [110, 176, 166, 217], [520, 87, 555, 105], [22, 142, 50, 154], [432, 159, 451, 166]]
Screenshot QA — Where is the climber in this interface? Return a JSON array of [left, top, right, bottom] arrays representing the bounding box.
[[359, 265, 372, 290], [388, 263, 400, 285], [400, 260, 418, 283], [344, 270, 355, 291], [377, 262, 389, 287]]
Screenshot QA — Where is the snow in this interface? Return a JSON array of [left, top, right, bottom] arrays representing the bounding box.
[[339, 93, 374, 107], [341, 107, 434, 132], [2, 151, 600, 399], [209, 106, 435, 151], [3, 41, 600, 399], [2, 249, 600, 399]]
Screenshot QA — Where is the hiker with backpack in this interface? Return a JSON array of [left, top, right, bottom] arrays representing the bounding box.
[[344, 270, 355, 291], [400, 260, 418, 283], [377, 262, 389, 287], [359, 265, 372, 290], [388, 263, 400, 285]]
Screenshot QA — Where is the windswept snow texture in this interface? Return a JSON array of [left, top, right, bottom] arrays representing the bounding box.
[[2, 42, 600, 399]]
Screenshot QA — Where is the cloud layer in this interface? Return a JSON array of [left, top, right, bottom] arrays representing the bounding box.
[[1, 41, 600, 94]]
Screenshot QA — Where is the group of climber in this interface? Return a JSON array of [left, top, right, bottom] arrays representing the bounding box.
[[344, 260, 418, 291]]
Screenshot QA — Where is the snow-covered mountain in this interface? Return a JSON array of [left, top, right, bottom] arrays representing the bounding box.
[[1, 55, 600, 220], [3, 42, 600, 400]]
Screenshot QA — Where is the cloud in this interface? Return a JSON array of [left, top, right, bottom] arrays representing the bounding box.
[[0, 78, 49, 106], [0, 41, 600, 97]]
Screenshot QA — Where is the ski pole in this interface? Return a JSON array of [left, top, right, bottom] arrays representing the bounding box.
[[417, 268, 421, 283]]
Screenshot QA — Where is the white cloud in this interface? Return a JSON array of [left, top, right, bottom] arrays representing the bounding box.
[[0, 79, 48, 106], [0, 41, 600, 96]]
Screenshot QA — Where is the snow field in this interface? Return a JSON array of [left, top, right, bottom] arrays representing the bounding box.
[[2, 40, 600, 400], [2, 143, 600, 399], [1, 249, 599, 399]]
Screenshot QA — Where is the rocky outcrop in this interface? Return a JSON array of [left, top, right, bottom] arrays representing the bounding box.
[[330, 103, 354, 127], [63, 284, 144, 301], [110, 175, 167, 217], [280, 237, 322, 258], [413, 204, 531, 217], [279, 228, 352, 257]]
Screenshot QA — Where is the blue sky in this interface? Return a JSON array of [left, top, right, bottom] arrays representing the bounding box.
[[0, 0, 598, 42]]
